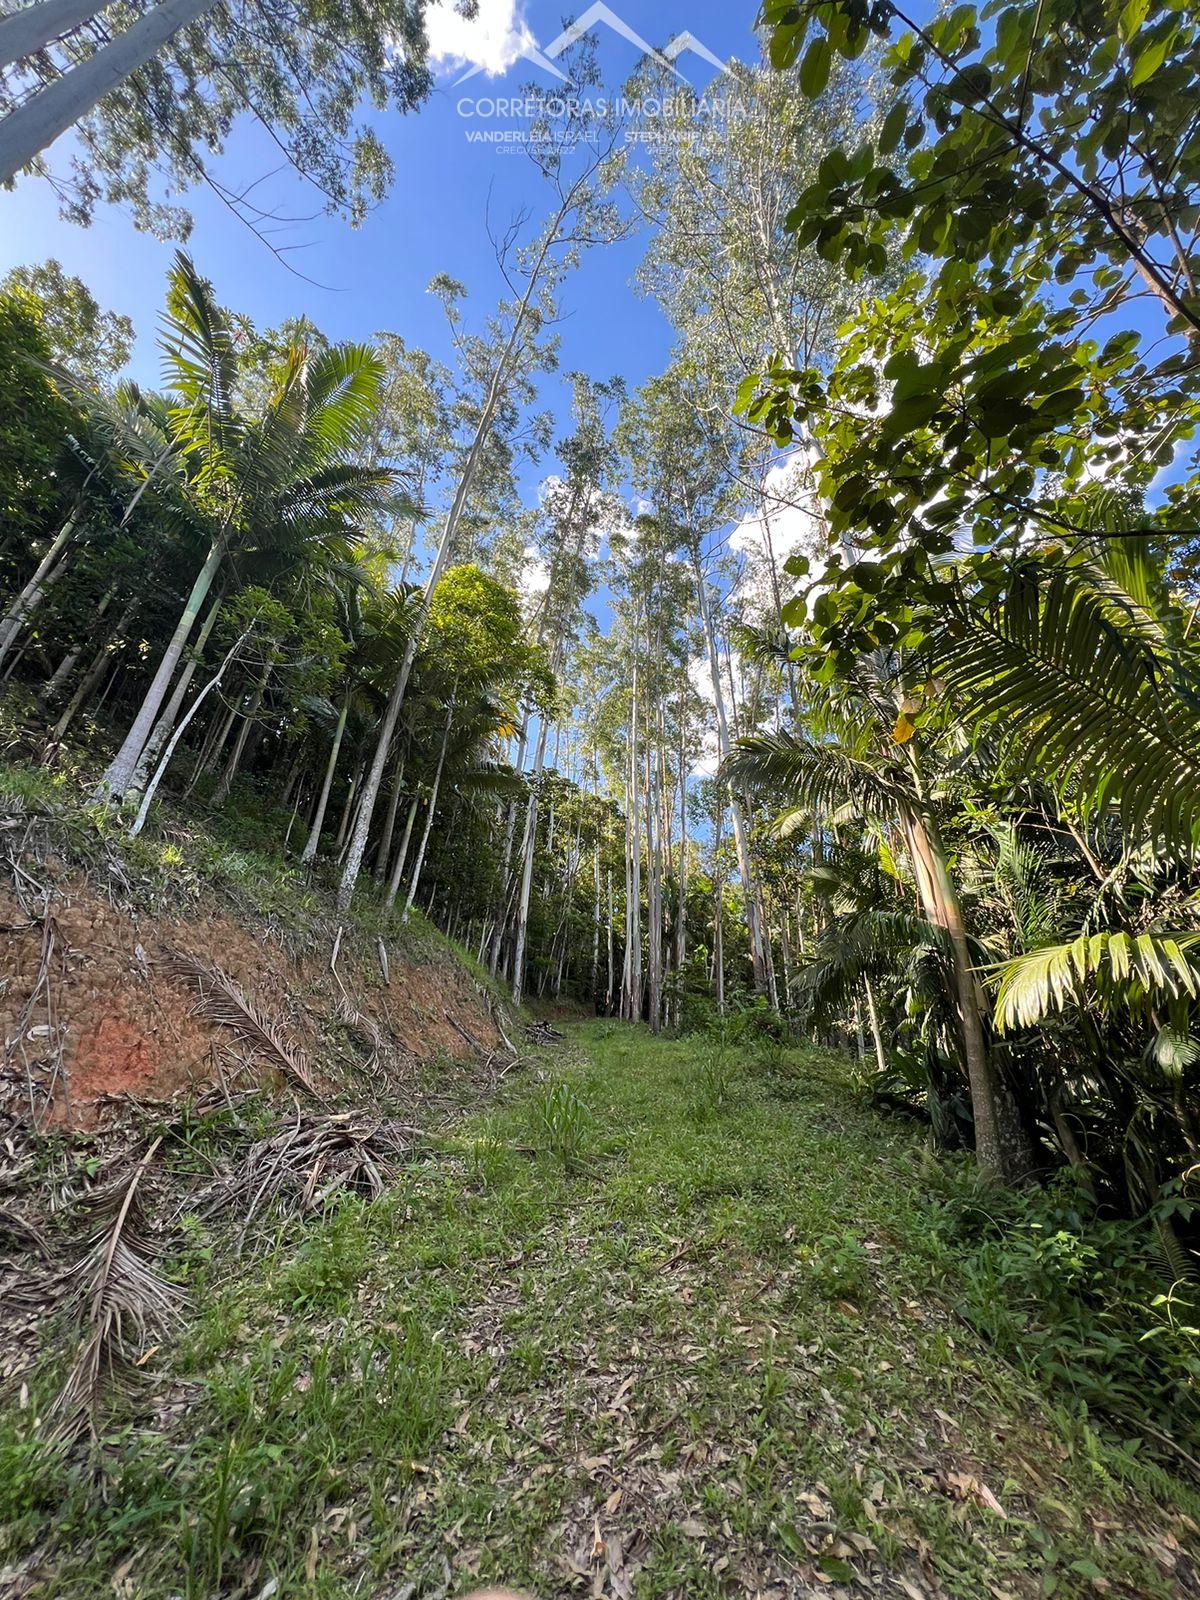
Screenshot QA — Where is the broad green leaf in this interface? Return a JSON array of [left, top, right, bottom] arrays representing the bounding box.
[[800, 36, 833, 97], [1130, 33, 1170, 85]]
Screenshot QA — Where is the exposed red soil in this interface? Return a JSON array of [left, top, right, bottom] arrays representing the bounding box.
[[0, 873, 499, 1125]]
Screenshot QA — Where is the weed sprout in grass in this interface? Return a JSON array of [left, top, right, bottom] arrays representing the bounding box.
[[530, 1080, 590, 1173], [467, 1130, 512, 1190], [692, 1041, 734, 1120]]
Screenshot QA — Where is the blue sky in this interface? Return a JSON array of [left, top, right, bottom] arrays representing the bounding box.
[[0, 0, 764, 450]]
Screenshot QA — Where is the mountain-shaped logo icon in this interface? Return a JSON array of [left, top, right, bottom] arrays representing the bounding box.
[[453, 3, 731, 86]]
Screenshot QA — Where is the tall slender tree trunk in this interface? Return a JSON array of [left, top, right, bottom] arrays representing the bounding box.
[[645, 736, 663, 1033], [591, 833, 602, 1007], [39, 581, 117, 708], [334, 761, 364, 852], [337, 204, 573, 913], [95, 540, 222, 802], [0, 0, 123, 71], [511, 715, 551, 1007], [904, 807, 1030, 1182], [129, 622, 252, 838], [624, 647, 643, 1021], [489, 717, 529, 978], [605, 866, 615, 1015], [402, 702, 453, 924], [0, 509, 79, 672], [374, 749, 407, 879], [862, 975, 887, 1077], [46, 594, 136, 746], [0, 0, 220, 183], [690, 545, 769, 994], [211, 659, 270, 806], [713, 799, 726, 1016], [185, 697, 237, 796], [385, 793, 420, 912], [130, 585, 223, 793], [301, 692, 349, 865]]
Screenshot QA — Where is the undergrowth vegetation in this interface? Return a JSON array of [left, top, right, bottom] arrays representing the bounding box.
[[3, 1025, 1197, 1599]]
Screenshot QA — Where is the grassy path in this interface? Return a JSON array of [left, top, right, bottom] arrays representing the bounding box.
[[5, 1024, 1198, 1598]]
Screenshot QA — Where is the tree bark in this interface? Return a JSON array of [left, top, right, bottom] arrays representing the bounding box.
[[510, 716, 551, 1007], [46, 594, 135, 746], [384, 792, 420, 912], [905, 808, 1031, 1182], [301, 691, 349, 865], [0, 509, 79, 672], [211, 658, 270, 806], [402, 702, 454, 924], [373, 748, 407, 879], [0, 0, 119, 71], [129, 585, 223, 794], [95, 539, 222, 802], [0, 0, 220, 183], [129, 622, 251, 837], [690, 544, 769, 994], [336, 197, 575, 913]]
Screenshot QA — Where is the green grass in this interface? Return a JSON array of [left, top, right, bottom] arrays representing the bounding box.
[[2, 1025, 1197, 1598]]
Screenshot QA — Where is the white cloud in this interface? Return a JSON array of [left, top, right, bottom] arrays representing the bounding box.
[[425, 0, 536, 78], [518, 544, 551, 601]]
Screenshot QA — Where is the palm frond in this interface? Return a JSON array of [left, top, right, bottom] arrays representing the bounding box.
[[992, 930, 1200, 1031], [793, 907, 947, 1025], [929, 561, 1200, 847], [301, 343, 386, 457], [724, 730, 913, 821], [166, 953, 319, 1097], [158, 252, 239, 454], [51, 1138, 182, 1440]]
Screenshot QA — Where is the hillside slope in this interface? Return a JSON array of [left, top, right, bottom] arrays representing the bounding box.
[[0, 778, 503, 1126], [3, 1020, 1197, 1599]]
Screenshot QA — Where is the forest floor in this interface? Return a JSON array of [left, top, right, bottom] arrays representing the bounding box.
[[4, 1022, 1199, 1600]]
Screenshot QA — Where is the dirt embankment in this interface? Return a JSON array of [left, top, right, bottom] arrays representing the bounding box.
[[0, 870, 500, 1126]]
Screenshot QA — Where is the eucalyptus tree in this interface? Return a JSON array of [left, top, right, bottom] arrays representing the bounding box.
[[336, 59, 630, 911], [617, 367, 773, 1000], [502, 374, 625, 1006], [627, 53, 869, 597], [0, 0, 448, 232]]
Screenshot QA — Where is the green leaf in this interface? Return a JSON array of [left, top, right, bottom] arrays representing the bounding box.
[[1119, 0, 1149, 43], [733, 373, 759, 415], [800, 36, 833, 97], [879, 101, 908, 154], [818, 1555, 856, 1583], [769, 23, 804, 70], [1130, 33, 1170, 86]]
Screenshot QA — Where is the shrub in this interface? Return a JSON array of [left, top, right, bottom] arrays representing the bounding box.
[[925, 1166, 1200, 1451]]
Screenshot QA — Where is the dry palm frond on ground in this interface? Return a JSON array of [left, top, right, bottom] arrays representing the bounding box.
[[165, 951, 319, 1097], [195, 1110, 427, 1251], [50, 1136, 183, 1439]]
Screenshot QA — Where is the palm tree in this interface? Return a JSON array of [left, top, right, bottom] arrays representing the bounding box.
[[94, 253, 396, 804], [725, 641, 1036, 1181]]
